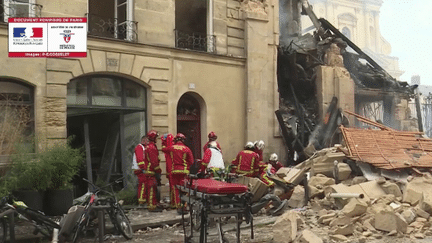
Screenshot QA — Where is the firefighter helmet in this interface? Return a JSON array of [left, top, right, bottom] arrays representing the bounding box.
[[147, 130, 159, 141], [244, 141, 255, 150], [208, 131, 217, 140], [254, 140, 265, 150], [175, 133, 186, 142], [269, 153, 278, 162]]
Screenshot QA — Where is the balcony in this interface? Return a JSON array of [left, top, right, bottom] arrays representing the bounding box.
[[175, 30, 216, 53], [0, 0, 43, 23], [86, 13, 138, 43]]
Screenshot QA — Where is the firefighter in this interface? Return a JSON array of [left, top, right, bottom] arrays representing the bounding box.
[[258, 160, 275, 188], [254, 140, 265, 162], [133, 135, 148, 205], [142, 130, 162, 212], [268, 153, 283, 175], [161, 133, 175, 209], [162, 133, 194, 213], [203, 131, 222, 153], [230, 142, 260, 177], [201, 141, 225, 177]]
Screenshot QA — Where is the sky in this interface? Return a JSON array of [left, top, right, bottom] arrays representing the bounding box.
[[380, 0, 432, 85]]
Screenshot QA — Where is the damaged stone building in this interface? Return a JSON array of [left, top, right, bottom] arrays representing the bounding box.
[[0, 0, 283, 190], [0, 0, 417, 192], [276, 0, 418, 163]]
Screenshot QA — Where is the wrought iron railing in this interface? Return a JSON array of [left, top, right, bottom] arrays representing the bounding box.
[[86, 13, 138, 42], [0, 0, 43, 23], [175, 30, 216, 53]]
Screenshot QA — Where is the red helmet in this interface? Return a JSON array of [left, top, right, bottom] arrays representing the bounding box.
[[175, 133, 186, 142], [208, 131, 217, 140], [147, 130, 159, 141]]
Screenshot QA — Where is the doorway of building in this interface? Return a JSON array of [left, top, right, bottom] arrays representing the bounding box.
[[177, 93, 201, 160], [67, 75, 147, 196]]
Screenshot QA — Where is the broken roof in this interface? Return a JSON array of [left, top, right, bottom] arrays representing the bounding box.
[[341, 126, 432, 170]]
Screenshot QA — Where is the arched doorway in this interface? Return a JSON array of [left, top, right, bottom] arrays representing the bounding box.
[[67, 74, 147, 194], [177, 93, 201, 160]]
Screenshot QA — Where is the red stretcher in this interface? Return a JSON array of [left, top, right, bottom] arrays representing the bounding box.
[[178, 177, 254, 243]]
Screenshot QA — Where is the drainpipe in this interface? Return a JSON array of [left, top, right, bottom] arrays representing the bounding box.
[[207, 0, 214, 52]]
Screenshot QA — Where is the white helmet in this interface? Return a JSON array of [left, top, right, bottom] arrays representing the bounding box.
[[269, 153, 278, 162], [255, 140, 265, 150], [244, 141, 255, 150]]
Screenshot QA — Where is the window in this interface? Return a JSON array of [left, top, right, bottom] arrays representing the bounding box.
[[87, 0, 137, 42], [175, 0, 215, 53], [67, 75, 146, 109], [1, 0, 41, 23], [0, 79, 34, 154], [342, 27, 351, 40]]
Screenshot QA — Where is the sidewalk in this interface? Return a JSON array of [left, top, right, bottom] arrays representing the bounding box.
[[7, 207, 188, 242], [9, 207, 276, 242]]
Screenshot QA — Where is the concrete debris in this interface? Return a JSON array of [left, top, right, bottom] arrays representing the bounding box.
[[288, 186, 306, 208], [414, 232, 425, 239], [401, 209, 416, 224], [380, 181, 402, 197], [329, 234, 348, 241], [272, 210, 298, 243], [308, 174, 335, 188], [298, 230, 323, 243], [351, 176, 368, 185], [331, 224, 354, 236], [269, 145, 432, 243], [415, 207, 430, 219], [342, 198, 368, 217], [374, 210, 407, 233], [317, 212, 336, 224]]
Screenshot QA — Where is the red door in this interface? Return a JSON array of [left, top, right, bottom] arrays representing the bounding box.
[[177, 94, 201, 160]]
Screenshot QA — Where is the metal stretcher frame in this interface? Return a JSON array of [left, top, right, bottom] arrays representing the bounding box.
[[177, 179, 254, 243]]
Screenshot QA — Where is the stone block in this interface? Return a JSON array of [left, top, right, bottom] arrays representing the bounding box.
[[46, 125, 67, 139], [415, 207, 430, 219], [46, 71, 73, 85], [318, 212, 336, 224], [308, 185, 324, 199], [401, 209, 416, 224], [119, 53, 135, 75], [45, 112, 66, 127], [227, 27, 244, 38], [351, 176, 367, 185], [329, 216, 351, 227], [90, 50, 107, 72], [46, 84, 67, 98], [342, 198, 368, 217], [381, 181, 402, 197], [227, 46, 245, 57], [309, 174, 335, 188], [106, 52, 120, 72], [374, 210, 407, 233], [44, 98, 66, 113], [276, 167, 291, 177], [329, 234, 348, 242], [47, 59, 83, 77], [148, 80, 169, 92], [227, 37, 244, 48], [273, 210, 297, 243], [332, 224, 354, 236], [288, 186, 305, 208], [299, 229, 323, 243]]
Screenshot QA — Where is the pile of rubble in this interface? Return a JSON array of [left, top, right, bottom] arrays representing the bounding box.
[[271, 146, 432, 243]]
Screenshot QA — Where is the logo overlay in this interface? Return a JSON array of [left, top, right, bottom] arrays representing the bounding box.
[[8, 18, 87, 58]]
